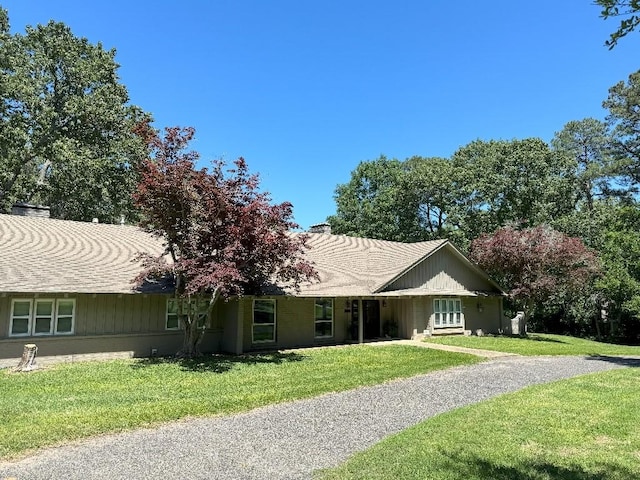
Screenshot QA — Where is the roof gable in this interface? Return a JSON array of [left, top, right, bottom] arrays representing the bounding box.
[[294, 235, 448, 297], [379, 242, 504, 296]]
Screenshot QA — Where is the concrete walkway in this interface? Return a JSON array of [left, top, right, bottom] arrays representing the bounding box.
[[1, 354, 637, 480], [370, 338, 519, 358]]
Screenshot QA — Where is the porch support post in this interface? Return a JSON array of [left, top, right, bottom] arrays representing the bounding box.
[[358, 298, 364, 344]]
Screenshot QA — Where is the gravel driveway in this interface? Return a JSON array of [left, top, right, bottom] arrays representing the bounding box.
[[1, 355, 637, 480]]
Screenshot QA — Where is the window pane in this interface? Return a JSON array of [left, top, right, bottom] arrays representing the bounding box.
[[455, 312, 461, 324], [34, 317, 52, 334], [56, 317, 73, 333], [57, 301, 74, 316], [36, 301, 53, 316], [254, 300, 275, 324], [434, 300, 440, 313], [315, 299, 333, 320], [253, 324, 274, 342], [315, 321, 333, 338], [167, 299, 178, 314], [11, 318, 29, 335], [13, 301, 31, 317], [166, 315, 179, 330]]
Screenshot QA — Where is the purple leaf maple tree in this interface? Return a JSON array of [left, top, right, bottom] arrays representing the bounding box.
[[469, 225, 600, 330], [133, 126, 317, 357]]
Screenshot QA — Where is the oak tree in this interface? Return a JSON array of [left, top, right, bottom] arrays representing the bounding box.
[[0, 8, 148, 221], [327, 156, 424, 242], [451, 138, 574, 245]]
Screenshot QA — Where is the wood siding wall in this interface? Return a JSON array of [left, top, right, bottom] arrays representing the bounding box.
[[0, 293, 225, 360], [240, 297, 348, 352], [385, 247, 497, 293], [463, 297, 503, 333], [383, 295, 503, 338]]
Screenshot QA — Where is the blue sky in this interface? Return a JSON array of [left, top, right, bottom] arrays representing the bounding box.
[[3, 1, 638, 229]]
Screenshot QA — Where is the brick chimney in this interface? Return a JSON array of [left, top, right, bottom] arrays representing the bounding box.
[[309, 222, 331, 234], [11, 203, 50, 218]]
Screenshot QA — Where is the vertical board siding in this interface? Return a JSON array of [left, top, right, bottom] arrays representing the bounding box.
[[385, 247, 496, 292], [0, 333, 184, 359], [396, 299, 414, 338], [0, 293, 183, 359], [220, 300, 241, 354], [0, 293, 170, 340], [0, 297, 8, 338], [464, 297, 503, 333], [242, 296, 347, 352], [277, 297, 314, 349]]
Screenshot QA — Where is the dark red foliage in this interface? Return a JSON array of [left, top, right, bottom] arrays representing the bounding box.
[[132, 126, 318, 299], [469, 225, 600, 305]]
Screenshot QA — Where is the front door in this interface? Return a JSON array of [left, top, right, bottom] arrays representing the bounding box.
[[363, 300, 380, 339]]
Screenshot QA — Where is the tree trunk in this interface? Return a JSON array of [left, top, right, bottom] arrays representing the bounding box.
[[593, 300, 602, 342], [14, 344, 38, 372], [177, 320, 204, 358], [175, 291, 220, 358]]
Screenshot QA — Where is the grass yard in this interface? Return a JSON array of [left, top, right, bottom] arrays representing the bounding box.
[[426, 333, 640, 356], [0, 344, 479, 460], [317, 367, 640, 480]]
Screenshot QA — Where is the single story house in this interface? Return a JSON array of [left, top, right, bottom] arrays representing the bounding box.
[[0, 209, 506, 361]]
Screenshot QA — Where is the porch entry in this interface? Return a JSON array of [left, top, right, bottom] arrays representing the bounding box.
[[350, 300, 381, 340]]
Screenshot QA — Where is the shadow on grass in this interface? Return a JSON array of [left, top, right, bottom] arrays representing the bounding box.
[[522, 334, 568, 344], [131, 351, 308, 373], [450, 454, 636, 480], [585, 354, 640, 367]]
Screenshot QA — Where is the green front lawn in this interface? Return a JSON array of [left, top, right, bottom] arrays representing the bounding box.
[[318, 368, 640, 480], [426, 333, 640, 356], [0, 345, 479, 460]]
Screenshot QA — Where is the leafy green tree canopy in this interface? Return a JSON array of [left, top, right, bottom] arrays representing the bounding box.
[[0, 8, 149, 221], [327, 156, 422, 242], [450, 138, 575, 243], [597, 0, 640, 48], [595, 204, 640, 337], [604, 70, 640, 189]]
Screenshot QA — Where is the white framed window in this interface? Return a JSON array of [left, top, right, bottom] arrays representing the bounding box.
[[33, 299, 55, 336], [55, 299, 76, 335], [314, 298, 333, 338], [253, 299, 276, 343], [10, 299, 33, 337], [166, 297, 209, 330], [166, 298, 180, 330], [9, 298, 75, 337], [433, 298, 462, 328]]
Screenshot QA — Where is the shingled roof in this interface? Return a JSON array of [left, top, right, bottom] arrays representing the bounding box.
[[0, 214, 167, 294], [0, 214, 497, 297], [296, 234, 447, 296]]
